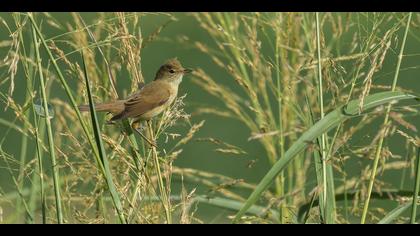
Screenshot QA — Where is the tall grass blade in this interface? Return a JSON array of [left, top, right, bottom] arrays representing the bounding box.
[[81, 52, 127, 224], [14, 16, 34, 222], [315, 12, 333, 223], [31, 24, 63, 224]]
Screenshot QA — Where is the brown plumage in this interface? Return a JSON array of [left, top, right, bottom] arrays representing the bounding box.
[[78, 100, 125, 114], [78, 58, 191, 124]]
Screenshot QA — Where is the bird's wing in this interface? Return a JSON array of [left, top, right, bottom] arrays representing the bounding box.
[[111, 81, 171, 121]]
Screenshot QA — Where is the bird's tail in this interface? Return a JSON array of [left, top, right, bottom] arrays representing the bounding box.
[[78, 100, 125, 114]]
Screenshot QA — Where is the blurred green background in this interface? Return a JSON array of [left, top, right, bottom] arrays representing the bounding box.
[[0, 12, 419, 223]]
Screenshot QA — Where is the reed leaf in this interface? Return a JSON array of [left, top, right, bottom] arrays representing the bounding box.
[[234, 91, 418, 222]]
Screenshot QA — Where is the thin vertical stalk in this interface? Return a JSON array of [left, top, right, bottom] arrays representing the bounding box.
[[275, 21, 287, 223], [14, 14, 33, 222], [410, 147, 420, 224], [315, 12, 332, 223], [81, 52, 127, 224], [28, 47, 47, 223], [24, 56, 40, 224], [147, 121, 172, 224], [10, 12, 40, 223], [361, 12, 412, 224], [32, 24, 63, 224], [400, 143, 411, 189], [315, 12, 327, 203]]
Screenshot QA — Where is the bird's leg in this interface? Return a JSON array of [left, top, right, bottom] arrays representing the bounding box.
[[137, 81, 145, 90], [132, 120, 157, 148], [106, 113, 117, 125]]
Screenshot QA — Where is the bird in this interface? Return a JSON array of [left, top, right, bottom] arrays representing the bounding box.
[[78, 58, 191, 147]]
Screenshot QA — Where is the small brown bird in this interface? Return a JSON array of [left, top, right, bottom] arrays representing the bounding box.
[[79, 58, 191, 146]]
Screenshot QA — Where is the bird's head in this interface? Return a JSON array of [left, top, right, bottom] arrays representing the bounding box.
[[154, 58, 192, 84]]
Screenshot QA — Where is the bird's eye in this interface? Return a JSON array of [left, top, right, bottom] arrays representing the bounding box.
[[169, 69, 175, 74]]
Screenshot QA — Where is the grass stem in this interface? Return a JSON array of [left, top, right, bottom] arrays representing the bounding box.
[[315, 12, 335, 223], [32, 24, 63, 224], [147, 121, 172, 224], [410, 147, 420, 224]]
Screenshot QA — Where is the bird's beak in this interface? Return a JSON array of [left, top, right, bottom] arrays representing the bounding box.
[[183, 68, 193, 74]]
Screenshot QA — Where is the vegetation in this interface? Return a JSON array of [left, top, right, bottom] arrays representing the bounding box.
[[0, 12, 419, 224]]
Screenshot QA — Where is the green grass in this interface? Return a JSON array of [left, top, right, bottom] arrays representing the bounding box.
[[315, 12, 336, 223], [32, 23, 63, 223], [0, 12, 419, 224], [234, 91, 418, 222], [81, 51, 126, 224]]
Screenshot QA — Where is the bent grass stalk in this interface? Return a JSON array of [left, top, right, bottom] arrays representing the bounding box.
[[297, 189, 417, 222], [234, 91, 417, 222]]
